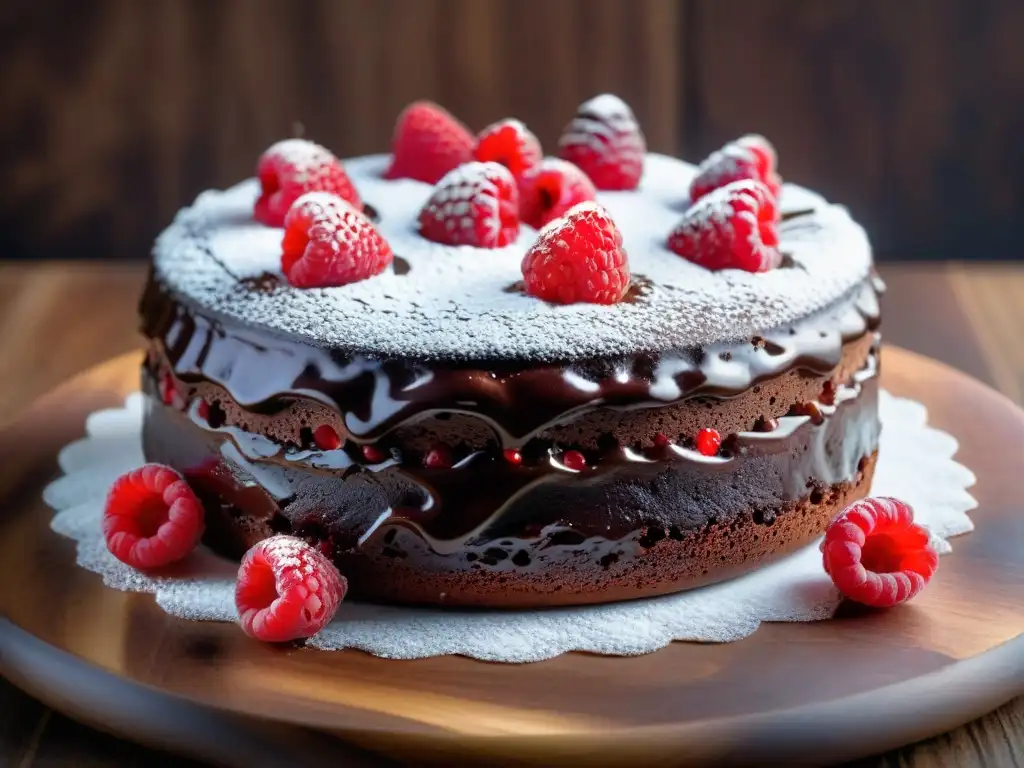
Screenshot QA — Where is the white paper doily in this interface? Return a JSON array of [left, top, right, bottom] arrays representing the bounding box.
[[43, 391, 976, 663]]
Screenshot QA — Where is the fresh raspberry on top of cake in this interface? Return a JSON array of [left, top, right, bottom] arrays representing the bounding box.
[[519, 158, 597, 229], [668, 179, 781, 272], [558, 94, 646, 191], [383, 101, 475, 184], [282, 192, 393, 287], [418, 161, 519, 248], [521, 201, 630, 304], [690, 134, 782, 202], [472, 118, 543, 181], [254, 139, 362, 227]]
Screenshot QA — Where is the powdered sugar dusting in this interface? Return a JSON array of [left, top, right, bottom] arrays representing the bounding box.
[[153, 152, 871, 361], [44, 391, 976, 662]]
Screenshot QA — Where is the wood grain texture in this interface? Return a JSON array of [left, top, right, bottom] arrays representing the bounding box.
[[0, 261, 1022, 765], [0, 0, 681, 262], [686, 0, 1024, 260]]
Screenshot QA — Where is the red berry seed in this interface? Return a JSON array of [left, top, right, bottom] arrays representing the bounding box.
[[418, 161, 520, 249], [503, 448, 523, 466], [361, 444, 387, 463], [103, 464, 205, 570], [695, 428, 721, 456], [313, 424, 341, 451], [254, 139, 362, 227], [562, 450, 587, 471], [281, 192, 393, 288], [558, 94, 646, 191], [384, 101, 475, 185], [423, 446, 453, 469], [521, 201, 630, 305], [822, 497, 939, 608], [473, 118, 543, 181], [160, 371, 178, 407], [235, 534, 347, 643]]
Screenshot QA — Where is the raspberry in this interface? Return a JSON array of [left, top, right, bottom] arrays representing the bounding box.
[[558, 94, 646, 191], [103, 464, 205, 569], [254, 139, 362, 227], [423, 446, 452, 469], [667, 179, 781, 273], [653, 433, 671, 448], [521, 202, 630, 305], [503, 448, 523, 466], [519, 158, 598, 230], [235, 535, 347, 643], [384, 101, 474, 184], [313, 424, 341, 451], [690, 134, 782, 202], [822, 497, 938, 608], [695, 428, 721, 456], [473, 118, 543, 181], [282, 192, 393, 288], [418, 162, 519, 248], [562, 450, 587, 471]]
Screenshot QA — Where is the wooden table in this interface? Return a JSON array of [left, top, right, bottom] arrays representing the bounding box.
[[1, 261, 1022, 767]]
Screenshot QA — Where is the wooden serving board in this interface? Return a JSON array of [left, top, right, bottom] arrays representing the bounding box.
[[1, 347, 1022, 767]]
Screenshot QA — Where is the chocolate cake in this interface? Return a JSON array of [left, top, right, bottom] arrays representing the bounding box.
[[139, 102, 881, 608]]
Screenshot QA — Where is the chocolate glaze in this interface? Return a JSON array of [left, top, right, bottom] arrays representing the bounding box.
[[144, 355, 878, 552], [140, 276, 880, 448]]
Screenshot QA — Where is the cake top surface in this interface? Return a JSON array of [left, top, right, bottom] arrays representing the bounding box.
[[152, 152, 873, 362]]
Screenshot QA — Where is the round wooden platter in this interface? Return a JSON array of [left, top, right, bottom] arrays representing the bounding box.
[[1, 347, 1023, 768]]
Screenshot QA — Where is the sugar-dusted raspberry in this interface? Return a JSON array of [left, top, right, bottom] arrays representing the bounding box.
[[418, 161, 519, 248], [562, 450, 588, 471], [473, 118, 543, 181], [558, 94, 646, 190], [103, 464, 205, 569], [695, 428, 721, 456], [690, 134, 782, 202], [423, 446, 453, 469], [822, 497, 939, 608], [667, 179, 781, 273], [384, 101, 475, 184], [282, 192, 393, 288], [313, 424, 341, 451], [235, 535, 347, 643], [254, 139, 361, 227], [519, 158, 598, 230], [521, 201, 630, 305]]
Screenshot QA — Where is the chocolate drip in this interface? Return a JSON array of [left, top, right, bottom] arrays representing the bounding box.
[[145, 365, 879, 557], [140, 277, 881, 447]]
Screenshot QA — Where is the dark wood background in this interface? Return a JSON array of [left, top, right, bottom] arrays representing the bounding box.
[[3, 0, 1024, 263]]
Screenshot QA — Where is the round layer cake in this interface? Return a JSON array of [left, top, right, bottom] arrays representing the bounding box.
[[140, 103, 881, 607]]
